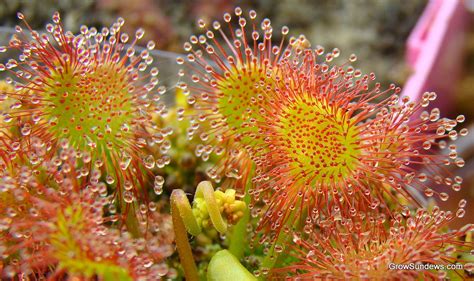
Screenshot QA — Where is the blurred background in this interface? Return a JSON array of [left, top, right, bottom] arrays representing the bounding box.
[[1, 0, 428, 86], [0, 0, 473, 225]]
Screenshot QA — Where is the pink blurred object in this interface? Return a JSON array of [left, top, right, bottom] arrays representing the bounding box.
[[402, 0, 470, 114]]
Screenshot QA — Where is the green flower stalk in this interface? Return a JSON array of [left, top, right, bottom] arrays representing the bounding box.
[[170, 181, 247, 280]]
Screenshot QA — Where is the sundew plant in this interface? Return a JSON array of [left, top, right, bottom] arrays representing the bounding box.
[[0, 6, 473, 281]]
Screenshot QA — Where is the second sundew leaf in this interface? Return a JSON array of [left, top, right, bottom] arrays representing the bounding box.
[[0, 12, 172, 208], [178, 7, 299, 187], [250, 44, 469, 243], [51, 206, 133, 281], [0, 146, 175, 279], [275, 94, 361, 183], [216, 63, 275, 149], [273, 209, 474, 280], [46, 63, 134, 152]]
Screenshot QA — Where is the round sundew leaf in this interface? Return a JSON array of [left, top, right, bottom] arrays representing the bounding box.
[[0, 13, 171, 207], [274, 94, 361, 184]]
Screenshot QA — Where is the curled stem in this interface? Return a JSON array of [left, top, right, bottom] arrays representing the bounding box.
[[171, 181, 239, 280], [194, 181, 227, 234], [171, 190, 199, 281], [171, 189, 201, 235]]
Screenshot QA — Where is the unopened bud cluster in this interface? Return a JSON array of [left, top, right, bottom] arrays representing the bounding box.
[[193, 189, 246, 230]]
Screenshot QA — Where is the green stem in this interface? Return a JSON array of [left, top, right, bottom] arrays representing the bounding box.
[[259, 206, 300, 279], [259, 231, 288, 278], [228, 192, 250, 259], [171, 190, 199, 281], [120, 199, 140, 238], [172, 189, 201, 236], [125, 207, 141, 238], [229, 164, 254, 259], [259, 201, 305, 279]]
